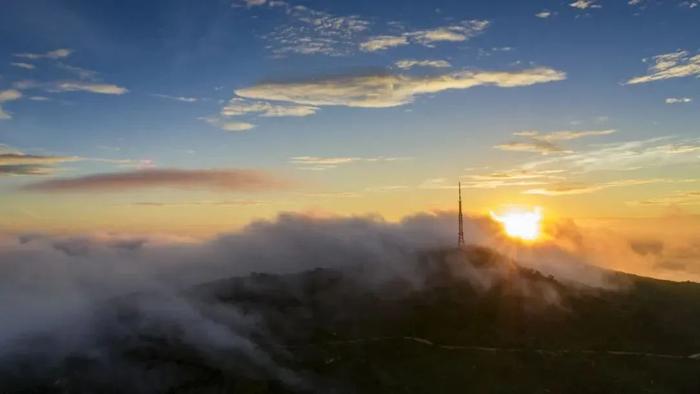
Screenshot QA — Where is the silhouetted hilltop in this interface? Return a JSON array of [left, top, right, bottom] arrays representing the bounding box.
[[2, 246, 699, 393]]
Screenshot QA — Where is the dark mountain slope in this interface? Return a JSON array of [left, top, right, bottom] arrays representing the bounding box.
[[1, 246, 699, 393]]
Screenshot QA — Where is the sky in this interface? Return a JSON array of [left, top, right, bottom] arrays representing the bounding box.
[[0, 0, 699, 236]]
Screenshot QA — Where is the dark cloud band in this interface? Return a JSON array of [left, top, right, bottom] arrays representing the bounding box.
[[23, 168, 290, 192]]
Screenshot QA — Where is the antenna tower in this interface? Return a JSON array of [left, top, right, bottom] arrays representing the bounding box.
[[458, 182, 465, 248]]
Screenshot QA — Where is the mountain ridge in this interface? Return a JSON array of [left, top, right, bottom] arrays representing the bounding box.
[[2, 245, 699, 393]]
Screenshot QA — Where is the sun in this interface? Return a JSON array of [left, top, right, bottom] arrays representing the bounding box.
[[490, 207, 543, 241]]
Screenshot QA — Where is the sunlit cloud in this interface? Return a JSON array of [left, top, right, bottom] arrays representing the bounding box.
[[0, 146, 80, 176], [206, 97, 319, 131], [244, 0, 268, 6], [0, 90, 22, 102], [570, 0, 602, 9], [0, 145, 155, 176], [0, 89, 23, 120], [360, 35, 408, 52], [12, 80, 128, 95], [23, 168, 290, 193], [236, 68, 566, 109], [51, 81, 128, 95], [201, 116, 256, 132], [13, 48, 72, 60], [626, 50, 700, 84], [360, 20, 489, 52], [394, 59, 452, 70], [535, 10, 553, 18], [290, 157, 363, 166], [410, 20, 490, 45], [0, 153, 79, 166]]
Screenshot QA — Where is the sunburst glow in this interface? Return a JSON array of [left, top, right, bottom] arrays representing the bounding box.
[[491, 207, 543, 241]]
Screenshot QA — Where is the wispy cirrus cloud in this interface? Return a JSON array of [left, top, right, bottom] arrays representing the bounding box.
[[394, 59, 451, 70], [665, 97, 692, 104], [459, 169, 565, 189], [364, 185, 409, 192], [630, 190, 700, 206], [129, 199, 266, 207], [203, 97, 318, 132], [525, 179, 655, 196], [626, 50, 700, 84], [524, 178, 694, 196], [235, 67, 566, 109], [521, 137, 700, 173], [11, 80, 40, 90], [23, 168, 289, 193], [494, 139, 569, 155], [514, 129, 616, 141], [153, 94, 199, 103], [465, 134, 700, 197], [13, 48, 72, 60], [290, 155, 410, 170], [221, 98, 318, 117], [57, 63, 99, 80], [11, 79, 128, 96], [10, 62, 35, 70], [360, 20, 489, 52], [495, 129, 615, 155]]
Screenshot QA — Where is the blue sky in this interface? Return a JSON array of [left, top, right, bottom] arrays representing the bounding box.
[[0, 0, 699, 233]]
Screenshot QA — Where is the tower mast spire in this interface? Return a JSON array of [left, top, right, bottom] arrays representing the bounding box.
[[458, 181, 465, 248]]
